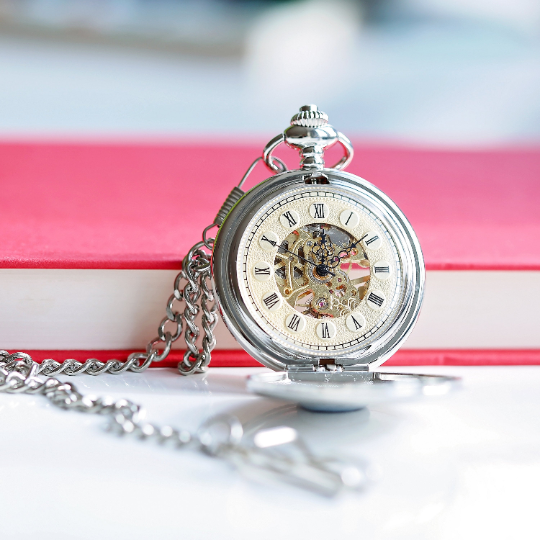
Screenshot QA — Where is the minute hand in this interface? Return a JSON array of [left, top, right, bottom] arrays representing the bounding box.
[[342, 234, 368, 256], [277, 246, 336, 277]]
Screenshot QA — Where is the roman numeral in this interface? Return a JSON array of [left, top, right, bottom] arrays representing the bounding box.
[[282, 211, 297, 227], [254, 267, 271, 275], [263, 292, 280, 310], [374, 266, 389, 273], [287, 314, 301, 332], [321, 323, 330, 339], [313, 204, 325, 219], [368, 292, 384, 307], [345, 211, 354, 226], [365, 235, 379, 246], [350, 315, 363, 330], [346, 312, 366, 333], [261, 235, 277, 247]]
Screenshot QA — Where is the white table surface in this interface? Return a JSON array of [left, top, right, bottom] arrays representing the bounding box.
[[1, 365, 539, 540]]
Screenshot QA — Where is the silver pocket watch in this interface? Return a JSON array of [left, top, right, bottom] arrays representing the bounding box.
[[210, 105, 457, 412], [0, 104, 457, 411], [0, 105, 458, 495]]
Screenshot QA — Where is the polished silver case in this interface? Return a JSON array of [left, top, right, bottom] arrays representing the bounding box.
[[212, 167, 425, 373]]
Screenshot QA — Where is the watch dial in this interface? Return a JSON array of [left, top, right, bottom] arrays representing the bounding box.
[[238, 187, 403, 355]]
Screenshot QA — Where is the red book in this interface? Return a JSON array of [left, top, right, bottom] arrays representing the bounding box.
[[1, 141, 539, 366]]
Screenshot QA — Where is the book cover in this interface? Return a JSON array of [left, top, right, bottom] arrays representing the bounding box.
[[1, 142, 539, 366]]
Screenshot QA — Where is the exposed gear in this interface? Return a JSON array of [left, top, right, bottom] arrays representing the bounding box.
[[274, 224, 370, 319]]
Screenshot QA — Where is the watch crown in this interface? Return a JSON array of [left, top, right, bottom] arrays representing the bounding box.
[[290, 105, 329, 128]]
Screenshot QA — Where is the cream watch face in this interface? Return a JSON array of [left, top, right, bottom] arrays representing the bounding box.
[[237, 187, 403, 355]]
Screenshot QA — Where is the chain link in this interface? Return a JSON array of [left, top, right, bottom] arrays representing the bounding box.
[[34, 238, 217, 378], [177, 241, 218, 375], [0, 351, 365, 496], [0, 350, 198, 445]]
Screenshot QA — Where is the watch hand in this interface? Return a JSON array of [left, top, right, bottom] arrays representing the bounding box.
[[278, 245, 336, 277], [320, 233, 369, 270], [313, 229, 332, 264], [341, 234, 368, 257]]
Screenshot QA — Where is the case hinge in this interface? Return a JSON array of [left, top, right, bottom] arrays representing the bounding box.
[[286, 359, 369, 373]]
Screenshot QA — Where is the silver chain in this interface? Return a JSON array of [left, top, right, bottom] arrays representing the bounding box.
[[32, 239, 217, 378], [0, 350, 366, 496], [0, 350, 198, 446]]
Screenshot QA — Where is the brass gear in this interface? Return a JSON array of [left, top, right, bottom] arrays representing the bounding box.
[[274, 224, 370, 319]]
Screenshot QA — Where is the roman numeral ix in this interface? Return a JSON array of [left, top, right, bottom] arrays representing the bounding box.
[[254, 267, 271, 275]]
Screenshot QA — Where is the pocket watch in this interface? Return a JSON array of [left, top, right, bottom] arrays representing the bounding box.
[[0, 104, 457, 414], [210, 105, 456, 411], [0, 105, 457, 496]]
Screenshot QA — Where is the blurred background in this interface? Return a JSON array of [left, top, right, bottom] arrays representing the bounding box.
[[0, 0, 539, 145]]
